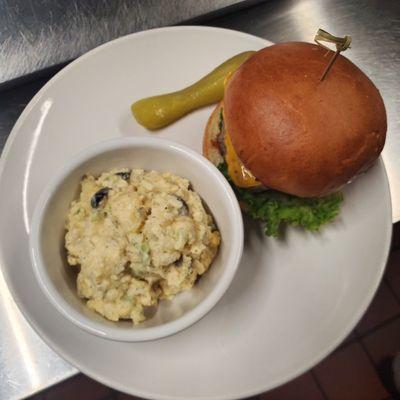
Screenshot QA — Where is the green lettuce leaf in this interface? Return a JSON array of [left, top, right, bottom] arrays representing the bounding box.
[[218, 161, 343, 236]]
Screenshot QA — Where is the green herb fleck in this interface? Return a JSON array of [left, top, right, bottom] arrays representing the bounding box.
[[140, 243, 150, 264]]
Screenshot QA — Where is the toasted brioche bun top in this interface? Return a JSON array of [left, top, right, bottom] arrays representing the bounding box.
[[223, 42, 387, 197]]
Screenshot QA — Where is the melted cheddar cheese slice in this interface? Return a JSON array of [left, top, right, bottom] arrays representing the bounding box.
[[224, 131, 262, 189]]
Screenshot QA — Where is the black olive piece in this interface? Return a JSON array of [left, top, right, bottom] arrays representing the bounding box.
[[175, 255, 183, 267], [91, 187, 110, 208], [175, 196, 189, 216], [115, 171, 131, 180]]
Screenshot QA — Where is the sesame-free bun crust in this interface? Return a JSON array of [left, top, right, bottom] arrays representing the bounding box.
[[224, 42, 387, 197]]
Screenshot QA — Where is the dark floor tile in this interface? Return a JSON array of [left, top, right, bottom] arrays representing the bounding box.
[[363, 317, 400, 365], [391, 223, 400, 251], [115, 392, 144, 399], [386, 250, 400, 301], [362, 315, 400, 399], [115, 393, 261, 400], [37, 374, 113, 400], [337, 330, 357, 350], [314, 342, 388, 400], [355, 281, 400, 335], [259, 372, 324, 400]]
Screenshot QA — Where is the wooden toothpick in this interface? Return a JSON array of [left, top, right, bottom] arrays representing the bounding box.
[[314, 29, 352, 81]]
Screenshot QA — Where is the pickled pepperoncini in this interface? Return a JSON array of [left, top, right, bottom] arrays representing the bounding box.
[[131, 51, 255, 130]]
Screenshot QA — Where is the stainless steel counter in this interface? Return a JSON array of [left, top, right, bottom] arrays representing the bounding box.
[[1, 0, 400, 399], [0, 0, 257, 87]]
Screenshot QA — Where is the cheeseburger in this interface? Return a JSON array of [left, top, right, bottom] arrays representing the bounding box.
[[203, 42, 387, 236]]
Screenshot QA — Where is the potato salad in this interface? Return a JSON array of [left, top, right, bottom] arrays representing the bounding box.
[[65, 169, 220, 324]]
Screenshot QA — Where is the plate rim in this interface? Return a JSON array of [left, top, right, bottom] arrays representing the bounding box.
[[0, 25, 393, 400]]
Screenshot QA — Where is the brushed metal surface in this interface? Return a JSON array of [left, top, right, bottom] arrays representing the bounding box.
[[1, 1, 400, 399], [0, 270, 76, 400], [0, 0, 254, 86]]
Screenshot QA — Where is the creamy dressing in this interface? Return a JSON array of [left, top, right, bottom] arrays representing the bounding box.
[[65, 169, 220, 324]]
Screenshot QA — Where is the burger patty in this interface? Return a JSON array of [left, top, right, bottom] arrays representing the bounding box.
[[217, 108, 227, 157]]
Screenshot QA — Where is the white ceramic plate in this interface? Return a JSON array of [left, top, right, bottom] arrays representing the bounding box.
[[0, 26, 392, 400]]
